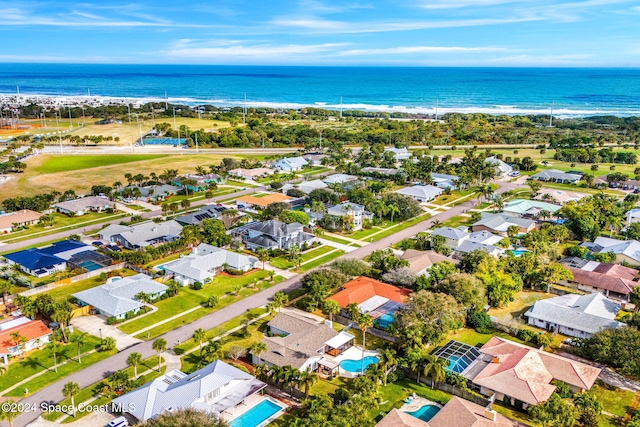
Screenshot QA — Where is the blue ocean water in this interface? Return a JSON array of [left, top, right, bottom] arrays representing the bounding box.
[[1, 64, 639, 117]]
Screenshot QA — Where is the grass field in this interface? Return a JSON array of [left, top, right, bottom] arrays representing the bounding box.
[[298, 250, 344, 272], [42, 269, 138, 302], [269, 245, 335, 269], [34, 155, 165, 174]]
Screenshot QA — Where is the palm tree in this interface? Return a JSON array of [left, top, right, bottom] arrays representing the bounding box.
[[358, 314, 374, 375], [272, 291, 289, 313], [62, 381, 80, 416], [256, 249, 270, 270], [323, 300, 341, 323], [127, 352, 143, 379], [51, 301, 73, 342], [0, 364, 7, 377], [101, 336, 116, 351], [10, 331, 27, 359], [298, 369, 318, 398], [193, 328, 207, 358], [423, 354, 446, 388], [387, 205, 400, 223], [47, 339, 60, 373], [181, 225, 202, 248], [202, 339, 222, 364], [71, 332, 87, 363], [249, 342, 267, 364], [377, 348, 398, 386], [0, 398, 20, 427], [152, 338, 167, 370]]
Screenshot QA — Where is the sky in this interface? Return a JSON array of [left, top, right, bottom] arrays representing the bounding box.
[[2, 0, 640, 66]]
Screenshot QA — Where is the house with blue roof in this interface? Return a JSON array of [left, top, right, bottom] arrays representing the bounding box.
[[273, 156, 308, 172], [3, 239, 95, 277]]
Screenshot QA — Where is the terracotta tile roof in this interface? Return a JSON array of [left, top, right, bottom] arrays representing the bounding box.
[[0, 210, 42, 229], [472, 337, 600, 405], [429, 397, 519, 427], [237, 193, 292, 208], [567, 267, 639, 296], [327, 276, 412, 308], [375, 409, 430, 427], [0, 320, 52, 354]]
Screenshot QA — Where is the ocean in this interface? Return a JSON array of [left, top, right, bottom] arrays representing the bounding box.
[[1, 64, 639, 117]]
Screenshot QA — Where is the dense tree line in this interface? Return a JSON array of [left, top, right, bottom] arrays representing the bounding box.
[[554, 147, 638, 164]]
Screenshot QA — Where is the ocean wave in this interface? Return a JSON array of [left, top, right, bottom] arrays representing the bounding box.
[[2, 92, 640, 118]]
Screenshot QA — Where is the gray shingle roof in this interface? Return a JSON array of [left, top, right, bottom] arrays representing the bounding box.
[[244, 220, 303, 238], [327, 202, 367, 216], [163, 244, 257, 282], [73, 274, 167, 318], [395, 185, 443, 200], [112, 360, 266, 421], [432, 227, 469, 240], [473, 212, 534, 232], [175, 205, 225, 226], [104, 220, 183, 247], [593, 236, 640, 263], [456, 240, 500, 255], [322, 174, 357, 184], [526, 293, 625, 335], [532, 169, 583, 181], [53, 196, 114, 212], [280, 180, 327, 195]]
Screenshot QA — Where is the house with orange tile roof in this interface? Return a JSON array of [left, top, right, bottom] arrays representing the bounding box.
[[0, 209, 42, 234], [236, 193, 292, 209], [471, 337, 600, 408], [0, 318, 52, 364]]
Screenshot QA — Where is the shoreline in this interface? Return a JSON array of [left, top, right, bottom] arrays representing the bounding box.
[[1, 93, 639, 119]]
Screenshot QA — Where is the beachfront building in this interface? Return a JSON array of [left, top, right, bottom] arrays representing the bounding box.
[[326, 202, 373, 231], [0, 209, 43, 234], [112, 360, 268, 422], [74, 274, 167, 319], [52, 196, 114, 216], [531, 169, 583, 184], [470, 337, 600, 408], [0, 317, 52, 364], [273, 156, 308, 172], [234, 220, 315, 251], [3, 239, 96, 277], [254, 309, 354, 373], [99, 220, 183, 250], [162, 243, 257, 286], [395, 185, 443, 203], [525, 292, 625, 339], [228, 167, 274, 181], [559, 257, 640, 301]]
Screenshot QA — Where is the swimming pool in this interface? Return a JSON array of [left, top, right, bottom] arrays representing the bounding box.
[[229, 399, 285, 427], [509, 249, 529, 257], [408, 404, 440, 422], [374, 313, 395, 329], [340, 356, 379, 373]]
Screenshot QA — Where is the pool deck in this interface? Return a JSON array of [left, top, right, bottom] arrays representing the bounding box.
[[334, 346, 379, 378], [400, 396, 443, 413], [222, 394, 288, 427]]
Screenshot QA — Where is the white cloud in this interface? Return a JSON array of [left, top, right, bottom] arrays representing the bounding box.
[[337, 45, 507, 56], [421, 0, 523, 9], [164, 41, 349, 59]]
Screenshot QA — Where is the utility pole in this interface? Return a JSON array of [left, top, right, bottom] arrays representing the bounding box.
[[435, 98, 439, 121], [549, 101, 554, 128], [68, 105, 73, 129], [127, 104, 131, 126], [339, 96, 343, 119], [56, 111, 63, 154], [173, 106, 177, 130], [165, 91, 168, 110], [243, 93, 247, 124]]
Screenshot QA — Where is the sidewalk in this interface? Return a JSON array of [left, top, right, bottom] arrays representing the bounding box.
[[318, 237, 358, 253]]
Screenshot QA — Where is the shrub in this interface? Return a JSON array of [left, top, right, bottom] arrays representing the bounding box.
[[517, 329, 536, 342], [192, 281, 203, 290], [224, 267, 245, 276], [467, 309, 492, 332], [535, 332, 554, 348], [106, 316, 120, 325]]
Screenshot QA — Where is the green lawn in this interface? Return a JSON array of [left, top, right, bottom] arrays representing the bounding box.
[[269, 245, 335, 269], [448, 327, 532, 349], [368, 214, 431, 242], [300, 167, 330, 175], [35, 155, 164, 174], [440, 214, 473, 229], [430, 189, 477, 206], [590, 383, 636, 417], [119, 270, 281, 337], [348, 226, 384, 241], [0, 333, 115, 398], [493, 403, 537, 426], [145, 249, 192, 269], [320, 234, 353, 245], [298, 250, 344, 272], [42, 269, 138, 302], [225, 180, 257, 188]]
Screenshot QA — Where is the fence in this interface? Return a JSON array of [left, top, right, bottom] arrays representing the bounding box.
[[408, 373, 493, 407], [126, 263, 162, 279], [19, 262, 127, 297], [333, 313, 400, 343]]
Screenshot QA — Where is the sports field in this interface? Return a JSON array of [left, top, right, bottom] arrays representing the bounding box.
[[34, 154, 165, 173]]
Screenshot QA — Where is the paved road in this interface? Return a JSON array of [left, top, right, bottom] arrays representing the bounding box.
[[11, 181, 515, 427], [0, 187, 261, 254]]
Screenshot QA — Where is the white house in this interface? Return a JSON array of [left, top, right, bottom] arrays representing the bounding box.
[[52, 196, 114, 216], [485, 157, 513, 177], [525, 292, 625, 339], [237, 220, 315, 251], [384, 147, 411, 162], [281, 179, 328, 195], [273, 156, 308, 172], [431, 173, 459, 189], [0, 318, 52, 364], [326, 202, 373, 231], [395, 185, 443, 203], [163, 243, 257, 286], [112, 360, 268, 422], [99, 220, 183, 250]]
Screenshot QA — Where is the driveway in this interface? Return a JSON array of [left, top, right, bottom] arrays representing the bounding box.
[[71, 316, 142, 351]]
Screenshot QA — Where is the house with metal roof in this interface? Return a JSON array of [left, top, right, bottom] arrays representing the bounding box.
[[326, 202, 373, 230], [99, 220, 183, 250], [395, 185, 443, 203], [254, 309, 354, 373], [588, 236, 640, 266], [112, 360, 268, 422], [236, 220, 315, 251], [273, 156, 308, 172], [532, 169, 583, 184], [3, 239, 95, 277], [470, 337, 600, 408], [526, 292, 625, 339], [502, 199, 561, 217], [74, 273, 167, 319], [52, 196, 115, 216], [431, 227, 470, 249], [162, 244, 257, 286], [0, 318, 52, 364], [431, 173, 459, 189], [280, 179, 327, 195], [472, 212, 536, 235], [485, 157, 513, 177], [175, 205, 226, 226], [0, 209, 42, 234]]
